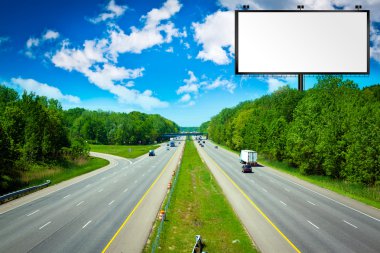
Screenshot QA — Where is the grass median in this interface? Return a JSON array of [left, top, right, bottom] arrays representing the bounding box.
[[90, 144, 160, 159], [144, 140, 257, 253]]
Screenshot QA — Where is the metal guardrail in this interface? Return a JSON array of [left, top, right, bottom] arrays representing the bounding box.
[[192, 235, 204, 253], [151, 146, 184, 253], [0, 180, 51, 203]]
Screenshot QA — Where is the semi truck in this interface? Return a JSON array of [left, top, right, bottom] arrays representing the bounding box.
[[240, 150, 257, 166]]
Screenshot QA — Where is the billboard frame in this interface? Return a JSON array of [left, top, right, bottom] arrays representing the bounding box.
[[235, 10, 370, 76]]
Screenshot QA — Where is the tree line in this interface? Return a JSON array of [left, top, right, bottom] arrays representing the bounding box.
[[204, 77, 380, 186], [0, 85, 179, 194]]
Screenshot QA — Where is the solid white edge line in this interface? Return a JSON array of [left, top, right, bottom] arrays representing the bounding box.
[[27, 209, 39, 216], [82, 220, 92, 229], [307, 220, 320, 230], [39, 221, 51, 230], [307, 200, 316, 206], [266, 170, 380, 222], [343, 220, 358, 229]]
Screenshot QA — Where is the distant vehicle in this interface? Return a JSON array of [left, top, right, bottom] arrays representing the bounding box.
[[215, 146, 218, 149], [166, 147, 170, 151], [200, 144, 204, 147], [167, 143, 169, 146], [240, 150, 257, 166], [202, 141, 205, 143], [148, 150, 155, 156], [241, 164, 252, 173], [170, 140, 175, 147]]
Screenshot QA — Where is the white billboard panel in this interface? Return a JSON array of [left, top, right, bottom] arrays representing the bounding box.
[[236, 11, 369, 74]]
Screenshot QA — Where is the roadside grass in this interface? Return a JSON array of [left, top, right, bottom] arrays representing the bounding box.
[[22, 157, 109, 187], [144, 140, 257, 253], [258, 158, 380, 209], [90, 144, 160, 159]]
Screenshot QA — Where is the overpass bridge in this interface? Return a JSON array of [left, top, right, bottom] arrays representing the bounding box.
[[162, 132, 208, 138]]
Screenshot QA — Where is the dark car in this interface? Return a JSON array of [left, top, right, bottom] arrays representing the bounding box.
[[202, 141, 205, 143], [148, 150, 155, 156], [215, 146, 218, 149], [241, 164, 252, 173]]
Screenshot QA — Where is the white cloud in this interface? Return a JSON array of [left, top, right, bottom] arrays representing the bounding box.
[[11, 77, 80, 103], [51, 39, 167, 110], [177, 71, 199, 94], [89, 0, 128, 24], [166, 47, 174, 53], [43, 30, 60, 40], [52, 39, 108, 72], [25, 29, 60, 58], [192, 10, 234, 65], [204, 77, 236, 93], [0, 36, 10, 46], [258, 77, 296, 93], [125, 80, 135, 87], [371, 24, 380, 63], [108, 0, 182, 56], [179, 93, 191, 102], [26, 38, 40, 48]]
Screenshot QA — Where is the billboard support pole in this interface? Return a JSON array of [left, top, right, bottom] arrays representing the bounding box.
[[298, 74, 304, 91]]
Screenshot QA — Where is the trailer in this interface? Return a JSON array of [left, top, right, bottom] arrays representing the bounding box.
[[240, 150, 257, 166]]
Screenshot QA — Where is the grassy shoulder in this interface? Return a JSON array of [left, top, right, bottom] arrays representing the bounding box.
[[21, 156, 109, 187], [144, 141, 257, 253], [21, 157, 109, 186], [258, 158, 380, 209], [90, 144, 160, 159]]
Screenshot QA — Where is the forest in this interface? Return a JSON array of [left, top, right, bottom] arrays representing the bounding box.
[[0, 85, 179, 194], [204, 76, 380, 186]]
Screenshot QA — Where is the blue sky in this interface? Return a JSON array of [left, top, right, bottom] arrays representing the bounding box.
[[0, 0, 380, 126]]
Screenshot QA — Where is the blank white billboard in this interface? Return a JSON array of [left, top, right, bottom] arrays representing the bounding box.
[[235, 11, 369, 74]]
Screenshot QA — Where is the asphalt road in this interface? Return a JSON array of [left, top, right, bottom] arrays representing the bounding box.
[[0, 142, 183, 253], [197, 139, 380, 253]]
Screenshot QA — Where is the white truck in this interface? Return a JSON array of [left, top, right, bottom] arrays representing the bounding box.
[[240, 150, 258, 166]]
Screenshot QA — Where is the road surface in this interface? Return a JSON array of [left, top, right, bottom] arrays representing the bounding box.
[[196, 139, 380, 253], [0, 141, 184, 253]]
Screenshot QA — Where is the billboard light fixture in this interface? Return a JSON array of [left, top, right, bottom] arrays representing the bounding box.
[[297, 5, 305, 10], [355, 5, 362, 10]]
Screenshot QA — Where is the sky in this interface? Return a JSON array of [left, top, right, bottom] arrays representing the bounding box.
[[0, 0, 379, 126]]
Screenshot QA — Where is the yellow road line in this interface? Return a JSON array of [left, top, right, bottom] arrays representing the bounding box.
[[202, 149, 301, 253], [101, 148, 180, 253]]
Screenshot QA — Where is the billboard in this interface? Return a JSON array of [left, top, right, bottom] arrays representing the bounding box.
[[235, 11, 370, 75]]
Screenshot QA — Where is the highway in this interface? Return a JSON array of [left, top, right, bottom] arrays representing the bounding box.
[[0, 141, 183, 253], [196, 139, 380, 253]]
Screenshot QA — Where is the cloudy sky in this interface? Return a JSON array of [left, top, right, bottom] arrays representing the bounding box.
[[0, 0, 379, 126]]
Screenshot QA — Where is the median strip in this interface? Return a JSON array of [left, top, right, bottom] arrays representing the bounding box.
[[144, 140, 257, 252]]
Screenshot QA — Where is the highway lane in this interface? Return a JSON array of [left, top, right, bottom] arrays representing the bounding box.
[[197, 139, 380, 253], [0, 142, 183, 253]]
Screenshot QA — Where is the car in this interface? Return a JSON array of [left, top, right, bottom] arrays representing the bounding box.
[[167, 143, 169, 146], [241, 164, 252, 173], [215, 146, 218, 149], [202, 141, 205, 143], [148, 150, 155, 156], [166, 147, 170, 151]]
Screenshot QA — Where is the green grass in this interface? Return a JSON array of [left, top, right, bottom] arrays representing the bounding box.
[[90, 144, 160, 159], [258, 158, 380, 209], [144, 141, 257, 253], [22, 157, 109, 187]]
